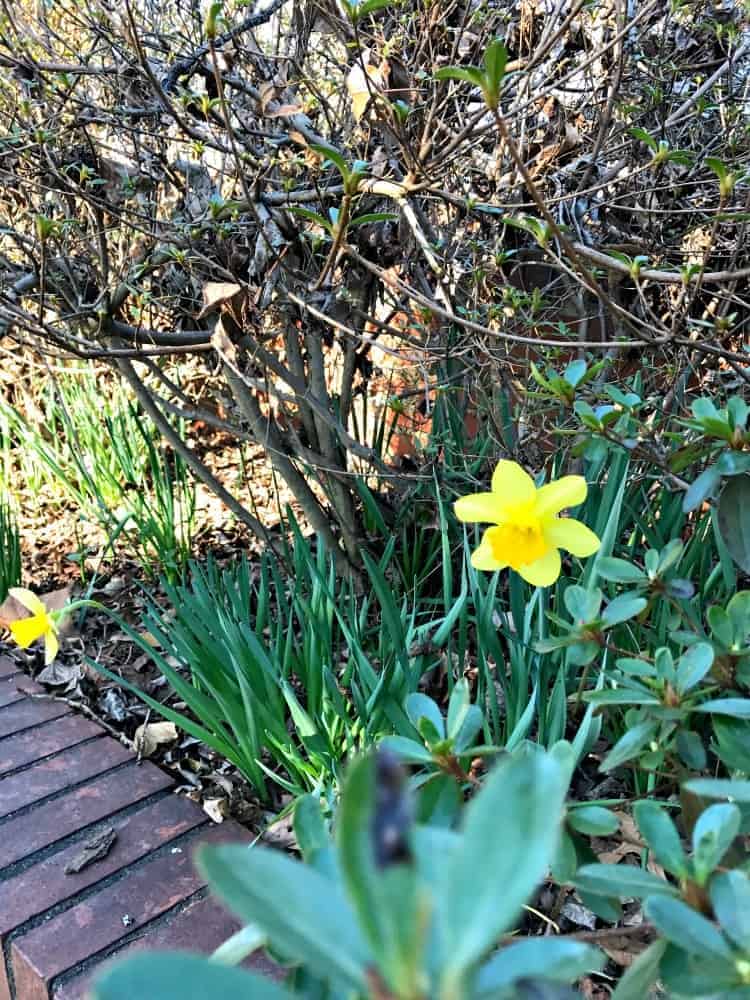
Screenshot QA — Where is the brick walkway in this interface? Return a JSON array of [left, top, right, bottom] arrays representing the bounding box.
[[0, 656, 275, 1000]]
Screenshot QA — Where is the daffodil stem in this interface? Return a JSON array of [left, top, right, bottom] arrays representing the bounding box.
[[62, 599, 104, 617]]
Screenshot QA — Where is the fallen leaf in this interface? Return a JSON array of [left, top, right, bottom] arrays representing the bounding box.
[[133, 721, 179, 757], [265, 103, 303, 118], [212, 773, 235, 796], [211, 315, 238, 365], [64, 827, 117, 874], [203, 797, 229, 823], [262, 812, 297, 850], [37, 660, 82, 689], [138, 629, 161, 647], [101, 687, 128, 722], [198, 281, 243, 318], [560, 900, 597, 929]]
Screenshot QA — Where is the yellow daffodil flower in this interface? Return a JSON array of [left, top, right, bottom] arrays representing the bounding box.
[[455, 460, 601, 587], [7, 588, 60, 664]]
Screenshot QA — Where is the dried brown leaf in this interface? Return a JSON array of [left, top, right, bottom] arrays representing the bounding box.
[[198, 281, 243, 318], [133, 721, 179, 757], [203, 797, 229, 823], [210, 315, 238, 365]]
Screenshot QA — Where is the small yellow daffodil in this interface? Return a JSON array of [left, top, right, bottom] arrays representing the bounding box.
[[6, 588, 60, 664], [455, 460, 601, 587]]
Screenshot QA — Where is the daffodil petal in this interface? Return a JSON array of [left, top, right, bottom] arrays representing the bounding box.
[[544, 517, 601, 557], [517, 548, 561, 587], [491, 460, 536, 505], [455, 492, 506, 524], [44, 628, 59, 665], [535, 476, 588, 517], [9, 614, 49, 649], [470, 536, 508, 572], [8, 587, 47, 617]]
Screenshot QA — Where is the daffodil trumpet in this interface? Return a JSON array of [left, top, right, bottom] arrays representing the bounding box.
[[455, 460, 601, 587], [6, 590, 100, 664]]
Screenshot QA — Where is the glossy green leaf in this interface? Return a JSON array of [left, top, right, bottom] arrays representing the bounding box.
[[92, 953, 295, 1000], [691, 803, 740, 885], [600, 721, 658, 771], [633, 801, 687, 878], [610, 939, 666, 1000], [659, 943, 743, 996], [602, 593, 647, 626], [718, 475, 750, 572], [684, 777, 750, 802], [596, 557, 645, 583], [354, 0, 392, 18], [713, 717, 750, 772], [584, 689, 660, 707], [575, 863, 678, 900], [475, 937, 603, 996], [644, 896, 732, 959], [567, 805, 619, 837], [379, 735, 434, 764], [337, 755, 424, 998], [562, 359, 587, 388], [453, 705, 484, 753], [437, 751, 568, 979], [682, 466, 721, 512], [695, 698, 750, 719], [676, 729, 707, 770], [406, 693, 445, 738], [294, 794, 328, 862], [564, 585, 602, 623], [310, 143, 349, 179], [434, 66, 486, 89], [482, 39, 508, 106], [349, 212, 398, 227], [675, 642, 714, 694], [446, 677, 471, 737], [198, 845, 370, 991], [710, 870, 750, 952]]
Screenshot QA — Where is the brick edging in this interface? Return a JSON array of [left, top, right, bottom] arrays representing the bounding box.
[[0, 655, 275, 999]]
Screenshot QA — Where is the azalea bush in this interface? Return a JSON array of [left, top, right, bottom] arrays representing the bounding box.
[[91, 747, 750, 1000], [94, 746, 605, 1000]]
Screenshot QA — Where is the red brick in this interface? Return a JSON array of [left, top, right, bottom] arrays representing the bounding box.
[[0, 676, 43, 709], [0, 698, 69, 738], [0, 714, 102, 778], [0, 761, 172, 870], [52, 894, 281, 1000], [11, 822, 248, 1000], [0, 657, 20, 679], [0, 793, 204, 944], [0, 737, 132, 819]]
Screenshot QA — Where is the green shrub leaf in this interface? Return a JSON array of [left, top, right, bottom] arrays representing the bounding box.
[[710, 870, 750, 952], [575, 863, 678, 900], [198, 845, 371, 991], [92, 952, 295, 1000], [644, 896, 732, 959], [718, 475, 750, 572], [437, 751, 568, 979], [475, 937, 604, 996], [633, 801, 688, 878]]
